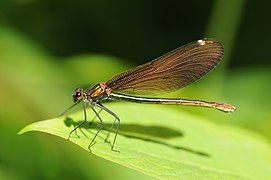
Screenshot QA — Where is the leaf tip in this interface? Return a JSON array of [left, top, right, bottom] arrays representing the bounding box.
[[17, 126, 29, 135]]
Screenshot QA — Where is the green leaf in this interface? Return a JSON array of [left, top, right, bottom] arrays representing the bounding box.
[[19, 103, 271, 179]]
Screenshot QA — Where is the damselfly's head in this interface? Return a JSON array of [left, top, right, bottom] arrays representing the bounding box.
[[72, 88, 84, 103]]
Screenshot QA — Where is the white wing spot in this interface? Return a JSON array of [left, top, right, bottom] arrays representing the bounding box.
[[197, 40, 206, 46]]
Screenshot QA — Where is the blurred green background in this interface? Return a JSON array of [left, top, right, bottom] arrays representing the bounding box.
[[0, 0, 270, 179]]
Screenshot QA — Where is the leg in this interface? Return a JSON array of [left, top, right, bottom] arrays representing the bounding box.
[[94, 102, 120, 152], [89, 108, 103, 126], [104, 118, 116, 143], [59, 101, 80, 117], [68, 102, 87, 139], [87, 102, 104, 150]]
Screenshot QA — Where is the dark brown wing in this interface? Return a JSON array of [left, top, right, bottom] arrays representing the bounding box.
[[106, 38, 224, 95]]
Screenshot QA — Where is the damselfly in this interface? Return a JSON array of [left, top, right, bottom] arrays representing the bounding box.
[[64, 38, 236, 151]]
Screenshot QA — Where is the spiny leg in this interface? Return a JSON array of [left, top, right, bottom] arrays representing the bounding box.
[[89, 108, 103, 126], [104, 118, 116, 143], [87, 102, 104, 150], [95, 102, 120, 152], [58, 101, 80, 117], [68, 102, 87, 139]]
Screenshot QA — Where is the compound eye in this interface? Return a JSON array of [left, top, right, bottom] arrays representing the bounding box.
[[73, 88, 84, 103], [76, 92, 81, 97]]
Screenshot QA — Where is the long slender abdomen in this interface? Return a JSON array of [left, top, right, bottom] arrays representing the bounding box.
[[110, 93, 236, 113]]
